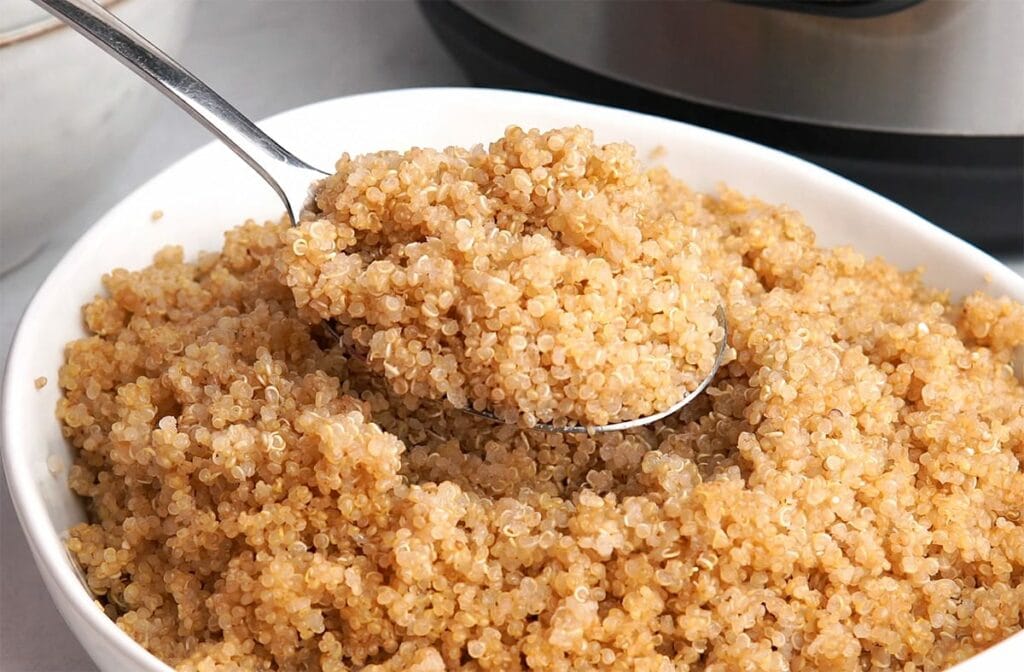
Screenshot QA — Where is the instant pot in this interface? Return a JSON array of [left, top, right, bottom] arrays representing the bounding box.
[[422, 0, 1023, 254]]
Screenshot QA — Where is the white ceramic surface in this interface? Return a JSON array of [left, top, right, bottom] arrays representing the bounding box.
[[0, 0, 193, 274], [3, 88, 1022, 671]]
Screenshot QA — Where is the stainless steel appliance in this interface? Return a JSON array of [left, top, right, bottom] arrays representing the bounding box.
[[422, 0, 1023, 253]]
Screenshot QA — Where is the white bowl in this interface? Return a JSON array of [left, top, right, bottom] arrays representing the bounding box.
[[3, 88, 1022, 671]]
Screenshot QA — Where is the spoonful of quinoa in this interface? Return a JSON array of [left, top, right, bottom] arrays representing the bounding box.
[[37, 0, 727, 432], [279, 127, 728, 431]]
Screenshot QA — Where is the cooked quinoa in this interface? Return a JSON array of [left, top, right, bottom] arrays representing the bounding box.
[[59, 128, 1024, 672], [280, 127, 722, 428]]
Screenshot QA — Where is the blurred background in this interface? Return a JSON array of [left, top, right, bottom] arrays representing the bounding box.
[[0, 1, 1021, 669]]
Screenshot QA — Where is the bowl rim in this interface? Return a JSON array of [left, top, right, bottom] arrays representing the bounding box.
[[3, 86, 1022, 671]]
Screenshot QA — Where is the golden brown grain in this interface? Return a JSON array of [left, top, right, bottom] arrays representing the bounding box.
[[59, 128, 1024, 672], [280, 127, 722, 428], [46, 454, 64, 475], [35, 376, 47, 389]]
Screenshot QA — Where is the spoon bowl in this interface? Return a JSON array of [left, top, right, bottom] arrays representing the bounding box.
[[462, 306, 729, 433]]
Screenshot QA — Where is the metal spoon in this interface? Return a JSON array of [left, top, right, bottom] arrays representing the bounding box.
[[33, 0, 326, 226], [35, 0, 728, 433]]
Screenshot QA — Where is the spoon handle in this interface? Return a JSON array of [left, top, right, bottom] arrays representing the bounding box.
[[31, 0, 326, 224]]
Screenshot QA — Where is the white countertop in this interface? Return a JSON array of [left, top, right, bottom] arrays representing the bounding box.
[[0, 2, 1021, 670]]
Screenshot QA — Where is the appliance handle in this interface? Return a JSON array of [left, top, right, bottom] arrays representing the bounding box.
[[730, 0, 923, 19]]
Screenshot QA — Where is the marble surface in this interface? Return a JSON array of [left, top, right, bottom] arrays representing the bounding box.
[[0, 1, 1020, 670]]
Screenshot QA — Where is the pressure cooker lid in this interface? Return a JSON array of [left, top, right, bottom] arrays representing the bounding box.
[[453, 0, 1024, 136]]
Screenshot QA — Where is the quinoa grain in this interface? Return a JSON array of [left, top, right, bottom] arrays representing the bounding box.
[[280, 127, 722, 428], [58, 129, 1024, 672]]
